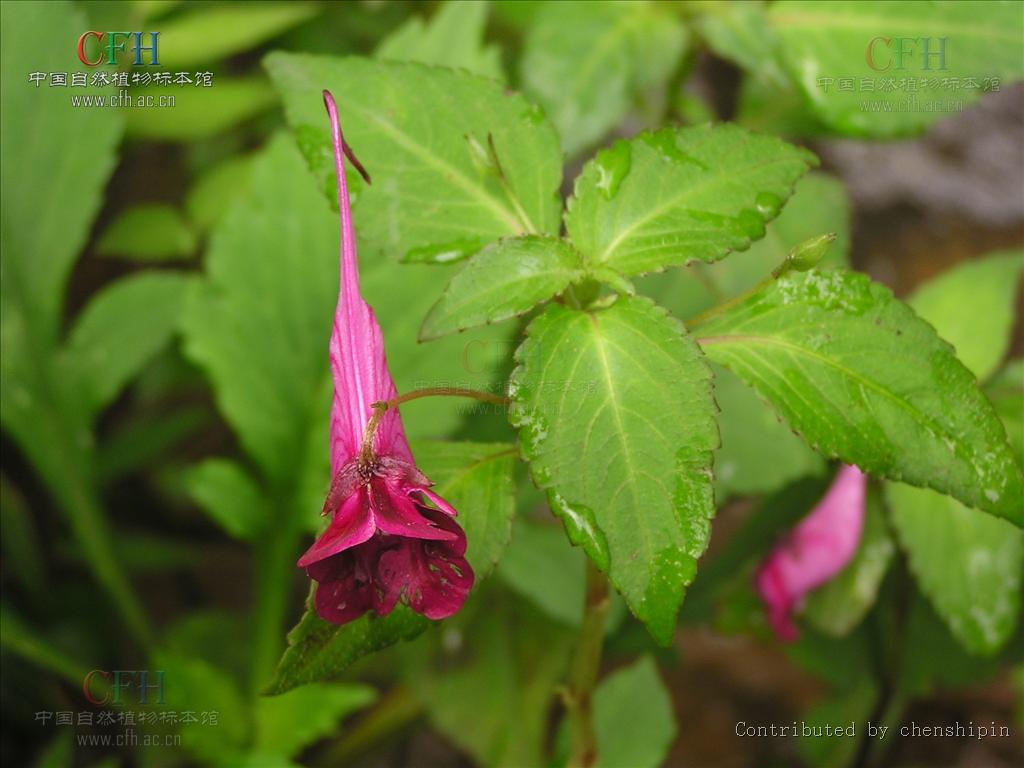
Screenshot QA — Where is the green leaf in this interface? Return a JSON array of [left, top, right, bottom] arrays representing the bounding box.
[[510, 297, 718, 643], [652, 177, 850, 501], [96, 204, 197, 261], [634, 171, 849, 370], [164, 611, 251, 686], [411, 440, 516, 579], [376, 0, 503, 81], [797, 681, 877, 768], [97, 405, 210, 484], [769, 0, 1024, 137], [420, 236, 585, 340], [156, 652, 248, 763], [0, 0, 123, 349], [254, 682, 377, 759], [785, 623, 876, 693], [701, 172, 850, 299], [266, 54, 562, 261], [520, 0, 687, 156], [593, 656, 677, 768], [698, 1, 787, 86], [156, 2, 319, 67], [1, 477, 44, 596], [898, 591, 1006, 696], [405, 586, 573, 768], [908, 250, 1023, 381], [803, 486, 895, 636], [498, 517, 628, 631], [123, 77, 277, 141], [499, 518, 586, 626], [694, 269, 1024, 524], [987, 360, 1023, 467], [0, 3, 155, 645], [185, 155, 254, 234], [183, 459, 269, 541], [887, 482, 1023, 655], [564, 125, 817, 277], [734, 74, 831, 138], [62, 272, 190, 420], [713, 363, 825, 501], [265, 601, 428, 695]]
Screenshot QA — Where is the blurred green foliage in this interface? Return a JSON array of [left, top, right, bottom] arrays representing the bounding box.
[[2, 2, 1022, 768]]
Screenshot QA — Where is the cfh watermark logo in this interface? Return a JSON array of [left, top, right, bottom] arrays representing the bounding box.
[[83, 669, 165, 705], [865, 37, 948, 71], [76, 31, 160, 66]]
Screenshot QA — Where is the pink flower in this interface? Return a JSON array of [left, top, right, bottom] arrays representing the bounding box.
[[297, 91, 473, 625], [755, 465, 867, 642]]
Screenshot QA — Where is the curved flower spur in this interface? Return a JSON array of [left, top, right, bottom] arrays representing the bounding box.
[[298, 90, 474, 625]]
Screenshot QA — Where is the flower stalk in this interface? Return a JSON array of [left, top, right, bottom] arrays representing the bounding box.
[[359, 387, 510, 466]]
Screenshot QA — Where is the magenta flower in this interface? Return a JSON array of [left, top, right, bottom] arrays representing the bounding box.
[[755, 465, 867, 642], [297, 90, 473, 625]]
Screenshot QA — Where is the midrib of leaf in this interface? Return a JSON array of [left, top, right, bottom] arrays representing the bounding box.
[[587, 313, 657, 588], [696, 332, 977, 467], [771, 11, 1021, 44], [350, 101, 527, 235], [594, 153, 807, 264]]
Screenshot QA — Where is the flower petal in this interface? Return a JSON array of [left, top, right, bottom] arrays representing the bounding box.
[[422, 505, 468, 556], [297, 489, 375, 568], [322, 90, 413, 473], [755, 465, 867, 642], [417, 488, 459, 517], [376, 528, 474, 621], [377, 455, 431, 488], [370, 480, 458, 542], [311, 551, 375, 625]]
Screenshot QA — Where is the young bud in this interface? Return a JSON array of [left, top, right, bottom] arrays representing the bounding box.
[[773, 232, 837, 278]]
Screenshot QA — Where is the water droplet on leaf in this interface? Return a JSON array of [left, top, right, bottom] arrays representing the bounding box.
[[547, 490, 610, 571], [755, 191, 782, 218], [641, 129, 708, 169], [520, 103, 545, 126], [736, 209, 765, 240], [593, 140, 632, 200], [403, 238, 485, 265]]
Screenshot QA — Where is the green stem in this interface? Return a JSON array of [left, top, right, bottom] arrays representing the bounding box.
[[249, 516, 300, 694], [0, 606, 91, 686], [315, 686, 423, 767], [565, 559, 611, 768], [685, 271, 776, 329], [52, 438, 154, 650], [564, 279, 601, 311]]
